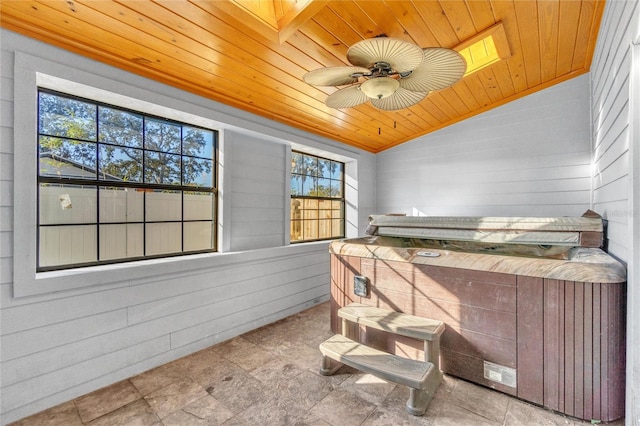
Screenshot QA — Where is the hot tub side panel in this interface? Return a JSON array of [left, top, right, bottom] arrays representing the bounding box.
[[330, 253, 361, 333], [330, 254, 519, 396], [329, 253, 626, 422], [534, 279, 626, 422]]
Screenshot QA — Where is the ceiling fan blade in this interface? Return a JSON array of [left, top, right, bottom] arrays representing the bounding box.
[[347, 37, 424, 72], [303, 66, 370, 86], [325, 86, 369, 109], [399, 48, 467, 92], [370, 87, 427, 111]]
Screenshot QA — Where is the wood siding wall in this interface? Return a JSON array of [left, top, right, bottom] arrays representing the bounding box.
[[0, 30, 375, 424], [590, 1, 638, 422], [375, 74, 592, 218]]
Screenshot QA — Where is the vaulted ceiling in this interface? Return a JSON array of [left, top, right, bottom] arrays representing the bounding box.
[[0, 0, 605, 153]]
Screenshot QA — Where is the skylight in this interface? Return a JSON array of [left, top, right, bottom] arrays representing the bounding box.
[[455, 22, 512, 77]]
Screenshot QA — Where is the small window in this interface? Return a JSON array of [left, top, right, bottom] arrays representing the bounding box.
[[37, 90, 217, 271], [290, 151, 344, 242]]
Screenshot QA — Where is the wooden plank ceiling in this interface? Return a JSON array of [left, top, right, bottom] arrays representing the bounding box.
[[1, 0, 605, 153]]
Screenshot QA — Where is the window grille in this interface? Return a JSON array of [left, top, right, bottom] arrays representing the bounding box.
[[37, 90, 217, 271], [290, 151, 344, 242]]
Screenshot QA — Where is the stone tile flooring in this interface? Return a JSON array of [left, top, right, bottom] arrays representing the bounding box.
[[10, 302, 624, 425]]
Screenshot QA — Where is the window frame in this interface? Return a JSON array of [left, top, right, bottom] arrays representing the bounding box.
[[36, 89, 218, 272], [290, 150, 345, 243], [13, 53, 231, 297]]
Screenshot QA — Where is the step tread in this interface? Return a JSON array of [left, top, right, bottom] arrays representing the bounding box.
[[319, 334, 434, 389], [338, 303, 445, 341]]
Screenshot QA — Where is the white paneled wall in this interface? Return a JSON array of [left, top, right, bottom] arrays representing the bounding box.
[[0, 244, 329, 421], [376, 74, 593, 218], [590, 0, 639, 423], [0, 29, 372, 424], [591, 0, 636, 258], [224, 131, 287, 251]]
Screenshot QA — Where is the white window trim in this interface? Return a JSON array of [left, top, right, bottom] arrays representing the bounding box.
[[13, 53, 229, 297]]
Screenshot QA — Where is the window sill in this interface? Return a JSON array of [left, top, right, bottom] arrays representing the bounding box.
[[17, 243, 329, 298]]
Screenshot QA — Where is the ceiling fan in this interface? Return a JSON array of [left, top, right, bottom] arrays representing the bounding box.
[[303, 36, 467, 111]]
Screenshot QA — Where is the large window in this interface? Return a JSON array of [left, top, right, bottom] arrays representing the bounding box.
[[290, 151, 344, 242], [37, 90, 217, 271]]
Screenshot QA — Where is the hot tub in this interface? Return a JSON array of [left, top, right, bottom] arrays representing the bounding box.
[[329, 214, 626, 422]]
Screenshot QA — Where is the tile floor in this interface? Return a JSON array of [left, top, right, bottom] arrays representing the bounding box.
[[10, 302, 624, 426]]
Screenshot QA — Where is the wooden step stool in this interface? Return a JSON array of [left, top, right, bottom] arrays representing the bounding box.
[[319, 303, 445, 416]]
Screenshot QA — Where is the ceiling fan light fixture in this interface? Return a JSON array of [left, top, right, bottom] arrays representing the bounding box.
[[360, 77, 399, 99]]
